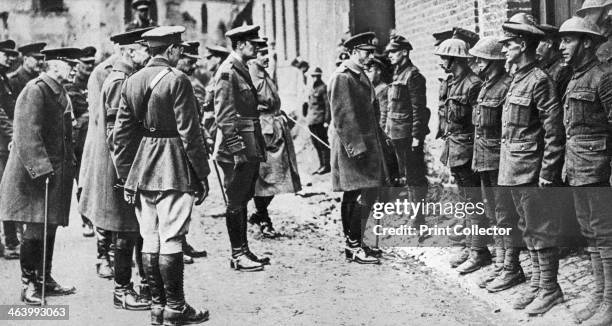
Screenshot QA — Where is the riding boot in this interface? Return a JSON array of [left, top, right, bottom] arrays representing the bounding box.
[[585, 249, 612, 326], [143, 253, 165, 325], [576, 251, 604, 323], [513, 250, 540, 309], [241, 207, 270, 265], [527, 248, 563, 316], [113, 234, 149, 310], [37, 231, 76, 296], [227, 208, 264, 271], [340, 201, 353, 239], [318, 148, 331, 175], [96, 227, 113, 279], [160, 253, 209, 326], [345, 203, 379, 264], [20, 238, 41, 305]]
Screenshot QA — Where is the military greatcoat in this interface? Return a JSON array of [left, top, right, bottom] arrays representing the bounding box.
[[78, 60, 139, 232], [0, 73, 75, 226], [328, 60, 388, 191], [249, 61, 301, 196]]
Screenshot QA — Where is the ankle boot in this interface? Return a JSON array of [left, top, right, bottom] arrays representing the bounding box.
[[576, 252, 603, 323], [160, 253, 209, 326], [487, 248, 525, 292], [114, 282, 151, 310], [345, 238, 380, 264], [513, 250, 540, 309], [585, 253, 612, 326], [20, 239, 41, 305], [143, 253, 166, 326], [457, 249, 492, 275], [526, 248, 563, 316], [450, 247, 470, 268]]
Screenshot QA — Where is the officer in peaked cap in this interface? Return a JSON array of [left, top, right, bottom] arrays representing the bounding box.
[[79, 27, 152, 310], [385, 34, 429, 231], [330, 31, 387, 265], [113, 25, 210, 325], [0, 47, 83, 305], [557, 16, 612, 325], [498, 13, 565, 316], [433, 30, 454, 47], [0, 39, 19, 260], [126, 0, 157, 31], [201, 44, 230, 141], [9, 42, 46, 98], [213, 24, 269, 271]]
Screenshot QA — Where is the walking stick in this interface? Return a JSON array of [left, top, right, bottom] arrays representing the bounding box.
[[41, 177, 50, 306], [211, 159, 227, 206], [284, 114, 331, 150]]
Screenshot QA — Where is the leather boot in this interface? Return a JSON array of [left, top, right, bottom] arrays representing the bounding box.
[[241, 209, 270, 265], [345, 238, 380, 264], [487, 248, 525, 292], [160, 253, 209, 326], [585, 253, 612, 326], [37, 232, 76, 296], [526, 248, 563, 316], [143, 253, 166, 326], [513, 250, 540, 309], [456, 249, 492, 275], [96, 227, 113, 278], [450, 247, 470, 268], [230, 248, 265, 271], [318, 149, 331, 175], [114, 282, 151, 310], [340, 202, 353, 239], [20, 238, 42, 305], [576, 251, 603, 323]]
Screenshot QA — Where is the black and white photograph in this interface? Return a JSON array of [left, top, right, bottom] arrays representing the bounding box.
[[0, 0, 612, 325]]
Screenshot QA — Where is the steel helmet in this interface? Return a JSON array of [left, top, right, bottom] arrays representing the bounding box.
[[434, 38, 471, 58], [469, 37, 505, 60], [576, 0, 612, 17], [559, 16, 607, 43]]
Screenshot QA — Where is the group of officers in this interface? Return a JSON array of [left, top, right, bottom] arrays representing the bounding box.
[[0, 0, 612, 325]]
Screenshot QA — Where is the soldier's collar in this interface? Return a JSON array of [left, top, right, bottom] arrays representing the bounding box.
[[572, 58, 599, 79], [343, 59, 364, 75], [394, 58, 413, 74], [147, 56, 171, 67], [40, 73, 63, 94], [513, 61, 538, 82]]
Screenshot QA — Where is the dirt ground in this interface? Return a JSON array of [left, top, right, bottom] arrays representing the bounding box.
[[0, 139, 569, 326]]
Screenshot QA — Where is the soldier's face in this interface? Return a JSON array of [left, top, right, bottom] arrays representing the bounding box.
[[137, 8, 149, 20], [131, 44, 150, 69], [536, 39, 553, 61], [23, 56, 42, 72], [241, 40, 256, 59], [354, 49, 374, 66], [0, 51, 8, 68], [167, 44, 184, 67], [474, 57, 491, 74], [387, 49, 406, 65], [501, 39, 522, 65], [559, 34, 583, 66], [256, 51, 269, 68]]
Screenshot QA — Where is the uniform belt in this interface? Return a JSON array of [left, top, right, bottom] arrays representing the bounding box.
[[143, 129, 180, 138]]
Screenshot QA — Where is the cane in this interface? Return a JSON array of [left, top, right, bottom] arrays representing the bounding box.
[[212, 160, 227, 206], [284, 114, 331, 150], [41, 177, 50, 306]]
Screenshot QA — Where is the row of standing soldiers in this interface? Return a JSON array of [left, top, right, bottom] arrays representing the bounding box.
[[325, 2, 612, 324]]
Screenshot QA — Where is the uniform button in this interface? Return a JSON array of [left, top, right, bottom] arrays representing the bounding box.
[[590, 146, 594, 150], [477, 110, 480, 114], [476, 135, 480, 138], [567, 135, 571, 139], [508, 92, 512, 96]]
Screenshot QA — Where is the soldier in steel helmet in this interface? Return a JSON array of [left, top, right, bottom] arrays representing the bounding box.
[[434, 37, 486, 271], [557, 16, 612, 325], [467, 36, 524, 289], [498, 13, 565, 316]]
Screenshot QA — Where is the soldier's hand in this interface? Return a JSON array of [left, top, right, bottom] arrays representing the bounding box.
[[124, 188, 136, 205], [538, 177, 553, 187], [195, 179, 209, 206], [234, 153, 248, 167], [411, 138, 420, 149]]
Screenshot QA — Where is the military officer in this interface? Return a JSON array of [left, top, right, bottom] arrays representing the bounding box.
[[126, 0, 157, 31], [80, 28, 153, 311], [306, 67, 331, 175], [536, 24, 572, 99], [498, 13, 565, 316], [175, 41, 211, 262], [329, 32, 388, 265], [8, 42, 46, 98], [201, 45, 230, 141], [385, 34, 430, 227], [248, 39, 302, 238], [113, 26, 210, 325], [556, 17, 612, 325], [0, 47, 82, 305], [465, 37, 524, 289], [365, 58, 389, 131], [434, 38, 487, 272], [0, 40, 17, 260], [213, 25, 268, 271]]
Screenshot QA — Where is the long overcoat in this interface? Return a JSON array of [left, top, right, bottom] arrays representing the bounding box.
[[78, 54, 117, 214], [328, 60, 388, 192], [249, 61, 301, 196], [78, 60, 138, 232], [0, 73, 75, 226]]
